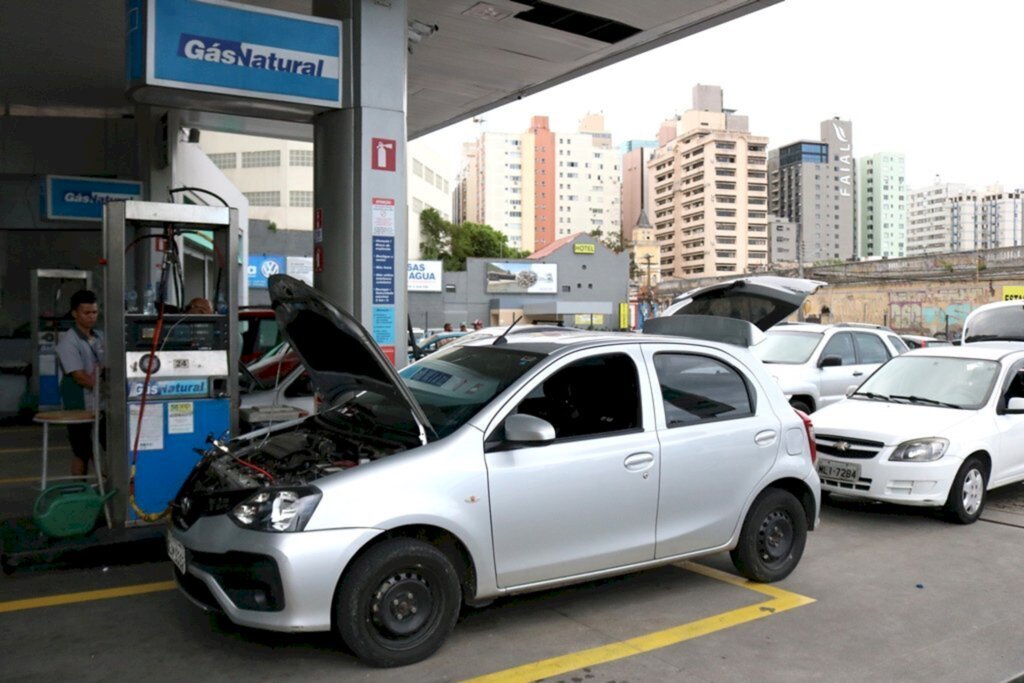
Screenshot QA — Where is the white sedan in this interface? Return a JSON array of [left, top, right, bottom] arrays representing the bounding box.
[[810, 343, 1024, 523]]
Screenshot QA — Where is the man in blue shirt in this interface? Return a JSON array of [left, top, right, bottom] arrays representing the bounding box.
[[55, 290, 105, 477]]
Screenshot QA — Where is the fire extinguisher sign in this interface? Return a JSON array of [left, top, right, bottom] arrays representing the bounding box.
[[371, 137, 396, 171]]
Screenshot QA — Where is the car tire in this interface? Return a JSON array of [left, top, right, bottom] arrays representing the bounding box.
[[730, 488, 807, 583], [335, 538, 461, 667], [789, 399, 812, 414], [943, 456, 987, 525]]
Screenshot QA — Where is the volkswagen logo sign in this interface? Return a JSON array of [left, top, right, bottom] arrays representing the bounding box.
[[261, 259, 281, 278]]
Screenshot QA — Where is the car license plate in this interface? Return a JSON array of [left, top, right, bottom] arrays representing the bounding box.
[[818, 458, 861, 483], [167, 533, 187, 575]]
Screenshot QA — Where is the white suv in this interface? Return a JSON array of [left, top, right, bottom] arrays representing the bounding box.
[[751, 323, 909, 413]]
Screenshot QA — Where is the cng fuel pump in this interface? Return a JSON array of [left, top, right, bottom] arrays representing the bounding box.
[[103, 201, 239, 527]]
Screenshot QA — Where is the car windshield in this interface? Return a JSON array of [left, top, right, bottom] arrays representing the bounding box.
[[964, 305, 1024, 342], [397, 345, 546, 438], [852, 356, 1001, 409], [751, 331, 823, 364]]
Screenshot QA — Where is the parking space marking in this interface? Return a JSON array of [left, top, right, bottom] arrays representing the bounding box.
[[462, 562, 815, 683], [0, 476, 40, 485], [0, 581, 176, 614]]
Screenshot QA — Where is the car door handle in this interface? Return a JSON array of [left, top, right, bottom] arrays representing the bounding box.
[[624, 452, 655, 471], [754, 430, 778, 446], [852, 371, 864, 377]]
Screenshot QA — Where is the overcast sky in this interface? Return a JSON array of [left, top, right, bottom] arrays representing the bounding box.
[[420, 0, 1022, 190]]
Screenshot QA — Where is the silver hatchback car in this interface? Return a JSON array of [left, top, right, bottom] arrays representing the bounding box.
[[168, 275, 821, 667]]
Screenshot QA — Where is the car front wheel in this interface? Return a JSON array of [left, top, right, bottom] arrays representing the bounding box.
[[731, 488, 807, 583], [944, 456, 987, 524], [335, 538, 461, 667]]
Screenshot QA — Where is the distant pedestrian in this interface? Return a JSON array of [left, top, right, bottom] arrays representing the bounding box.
[[459, 323, 468, 332], [55, 290, 105, 477], [473, 319, 484, 330], [443, 322, 453, 332], [185, 297, 213, 314]]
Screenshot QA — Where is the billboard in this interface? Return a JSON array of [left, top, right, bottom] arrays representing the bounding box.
[[408, 260, 443, 292], [485, 262, 558, 294]]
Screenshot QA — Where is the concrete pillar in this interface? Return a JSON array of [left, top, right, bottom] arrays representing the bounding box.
[[313, 0, 408, 365]]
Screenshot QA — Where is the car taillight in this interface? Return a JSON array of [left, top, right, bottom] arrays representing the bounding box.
[[794, 408, 816, 464]]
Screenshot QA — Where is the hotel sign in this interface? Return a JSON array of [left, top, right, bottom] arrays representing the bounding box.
[[573, 243, 596, 255]]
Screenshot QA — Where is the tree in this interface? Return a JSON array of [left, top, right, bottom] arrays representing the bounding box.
[[420, 209, 529, 270], [589, 228, 630, 254]]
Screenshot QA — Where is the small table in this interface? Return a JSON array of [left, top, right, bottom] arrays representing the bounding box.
[[33, 410, 97, 490]]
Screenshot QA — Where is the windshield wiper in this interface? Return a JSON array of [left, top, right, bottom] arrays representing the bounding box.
[[965, 334, 1024, 343], [854, 391, 891, 401], [888, 394, 964, 409]]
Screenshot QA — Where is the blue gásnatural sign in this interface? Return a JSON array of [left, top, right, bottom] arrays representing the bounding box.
[[247, 255, 286, 289], [43, 176, 144, 222], [135, 0, 343, 108], [128, 378, 209, 398]]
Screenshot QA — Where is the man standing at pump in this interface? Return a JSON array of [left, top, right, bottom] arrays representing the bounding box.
[[55, 290, 105, 477]]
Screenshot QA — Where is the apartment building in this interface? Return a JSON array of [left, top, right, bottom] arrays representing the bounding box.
[[649, 84, 769, 279], [950, 185, 1024, 252], [856, 153, 906, 258], [620, 139, 658, 243], [905, 179, 968, 256], [768, 118, 855, 264]]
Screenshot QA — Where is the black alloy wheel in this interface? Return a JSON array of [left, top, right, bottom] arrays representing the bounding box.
[[731, 488, 808, 583]]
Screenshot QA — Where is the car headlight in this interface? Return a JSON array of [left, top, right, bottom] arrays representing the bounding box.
[[230, 487, 322, 532], [889, 438, 949, 462]]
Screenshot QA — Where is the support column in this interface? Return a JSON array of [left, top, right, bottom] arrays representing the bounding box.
[[313, 0, 408, 366]]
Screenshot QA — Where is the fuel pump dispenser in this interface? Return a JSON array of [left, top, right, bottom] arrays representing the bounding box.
[[103, 201, 239, 527], [30, 269, 92, 410]]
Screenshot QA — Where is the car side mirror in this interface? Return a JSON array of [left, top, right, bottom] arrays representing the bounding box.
[[505, 414, 556, 443], [819, 355, 842, 368], [1006, 397, 1024, 414]]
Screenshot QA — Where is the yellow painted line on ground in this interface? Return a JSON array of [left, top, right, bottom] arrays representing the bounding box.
[[0, 476, 39, 485], [462, 562, 815, 683], [0, 446, 70, 454], [0, 581, 176, 614]]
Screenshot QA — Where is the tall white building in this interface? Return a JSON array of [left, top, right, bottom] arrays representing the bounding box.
[[905, 179, 968, 256], [199, 132, 452, 258], [950, 185, 1024, 252], [856, 153, 906, 258], [458, 114, 621, 253]]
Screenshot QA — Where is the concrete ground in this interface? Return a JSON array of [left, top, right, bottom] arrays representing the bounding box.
[[2, 424, 1024, 683]]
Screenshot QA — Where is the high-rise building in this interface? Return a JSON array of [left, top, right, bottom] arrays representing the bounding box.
[[620, 139, 658, 243], [856, 153, 906, 258], [905, 179, 968, 256], [768, 118, 855, 265], [458, 114, 621, 253], [649, 84, 769, 279], [949, 185, 1024, 252], [199, 132, 452, 258]]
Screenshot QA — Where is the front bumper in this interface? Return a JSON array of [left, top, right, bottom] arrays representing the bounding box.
[[169, 516, 381, 632], [818, 456, 960, 507]]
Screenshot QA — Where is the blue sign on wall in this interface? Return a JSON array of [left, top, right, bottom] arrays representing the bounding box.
[[43, 176, 144, 222], [247, 255, 286, 289], [372, 237, 395, 305], [134, 0, 343, 108]]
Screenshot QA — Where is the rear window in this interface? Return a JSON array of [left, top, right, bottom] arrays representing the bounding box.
[[752, 331, 823, 364], [964, 305, 1024, 343]]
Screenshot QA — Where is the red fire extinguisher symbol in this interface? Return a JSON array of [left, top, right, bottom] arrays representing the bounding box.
[[371, 138, 396, 171]]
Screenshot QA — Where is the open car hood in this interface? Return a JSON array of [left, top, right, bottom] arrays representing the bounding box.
[[660, 276, 826, 331], [268, 274, 436, 442]]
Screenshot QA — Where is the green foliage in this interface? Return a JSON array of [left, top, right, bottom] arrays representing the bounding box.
[[590, 228, 630, 254], [419, 208, 528, 271]]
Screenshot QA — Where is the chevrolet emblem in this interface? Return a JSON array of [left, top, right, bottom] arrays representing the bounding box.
[[834, 441, 850, 452]]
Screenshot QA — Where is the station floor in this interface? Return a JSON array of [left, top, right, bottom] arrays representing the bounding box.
[[2, 424, 1024, 682]]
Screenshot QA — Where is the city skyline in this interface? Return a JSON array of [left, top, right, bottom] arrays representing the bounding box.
[[420, 0, 1023, 191]]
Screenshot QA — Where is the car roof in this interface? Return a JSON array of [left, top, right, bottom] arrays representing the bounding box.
[[903, 342, 1024, 361], [769, 322, 895, 334], [457, 329, 749, 357]]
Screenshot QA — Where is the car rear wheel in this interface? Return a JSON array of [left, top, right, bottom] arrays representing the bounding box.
[[335, 538, 461, 667], [789, 399, 812, 414], [944, 456, 987, 524], [731, 488, 807, 583]]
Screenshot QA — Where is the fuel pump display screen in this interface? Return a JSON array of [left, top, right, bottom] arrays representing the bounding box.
[[126, 315, 229, 351]]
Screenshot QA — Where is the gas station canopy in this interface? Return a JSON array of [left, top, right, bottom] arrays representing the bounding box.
[[1, 0, 780, 137]]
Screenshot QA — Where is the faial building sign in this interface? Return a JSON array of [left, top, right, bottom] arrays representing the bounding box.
[[831, 120, 853, 198], [127, 0, 343, 113]]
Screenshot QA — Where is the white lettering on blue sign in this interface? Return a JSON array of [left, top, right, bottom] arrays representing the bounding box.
[[176, 34, 337, 78], [63, 191, 140, 205], [129, 379, 209, 398]]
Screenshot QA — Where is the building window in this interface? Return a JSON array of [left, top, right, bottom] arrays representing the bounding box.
[[208, 152, 236, 170], [289, 149, 313, 167], [289, 191, 313, 207], [241, 150, 281, 168], [444, 284, 456, 293], [243, 191, 280, 207]]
